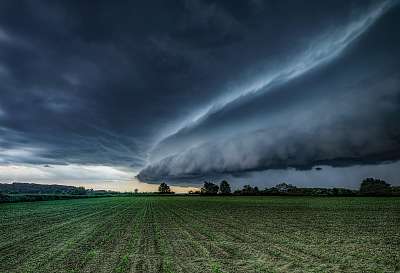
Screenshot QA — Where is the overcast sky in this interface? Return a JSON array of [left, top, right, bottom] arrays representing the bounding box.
[[0, 0, 399, 191]]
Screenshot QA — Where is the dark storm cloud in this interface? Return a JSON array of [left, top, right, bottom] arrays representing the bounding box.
[[0, 1, 399, 185], [0, 0, 252, 167]]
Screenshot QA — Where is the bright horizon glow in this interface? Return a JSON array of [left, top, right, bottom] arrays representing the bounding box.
[[0, 164, 198, 193]]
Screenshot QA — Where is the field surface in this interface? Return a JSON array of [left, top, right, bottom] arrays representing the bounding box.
[[1, 196, 399, 273]]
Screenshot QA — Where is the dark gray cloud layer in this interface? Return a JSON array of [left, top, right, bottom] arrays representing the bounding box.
[[0, 1, 399, 185]]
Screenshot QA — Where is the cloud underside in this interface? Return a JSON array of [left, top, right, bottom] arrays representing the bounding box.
[[138, 103, 400, 182]]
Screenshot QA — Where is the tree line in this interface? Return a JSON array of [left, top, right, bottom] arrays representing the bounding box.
[[0, 182, 126, 203], [0, 182, 89, 195], [159, 178, 400, 196]]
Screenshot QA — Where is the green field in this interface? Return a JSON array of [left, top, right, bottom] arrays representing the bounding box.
[[1, 196, 399, 273]]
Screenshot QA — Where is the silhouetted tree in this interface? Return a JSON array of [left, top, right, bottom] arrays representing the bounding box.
[[158, 182, 171, 194], [391, 186, 400, 196], [201, 182, 219, 195], [241, 185, 260, 195], [274, 183, 296, 193], [219, 180, 231, 195], [71, 186, 87, 195], [242, 185, 252, 194], [134, 188, 139, 194], [360, 178, 391, 195], [331, 188, 355, 196]]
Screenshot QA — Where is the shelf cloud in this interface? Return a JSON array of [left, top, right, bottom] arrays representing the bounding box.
[[139, 0, 400, 183]]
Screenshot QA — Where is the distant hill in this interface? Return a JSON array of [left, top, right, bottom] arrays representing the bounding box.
[[0, 182, 86, 195]]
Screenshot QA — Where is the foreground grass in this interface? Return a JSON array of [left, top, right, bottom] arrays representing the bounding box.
[[0, 196, 399, 273]]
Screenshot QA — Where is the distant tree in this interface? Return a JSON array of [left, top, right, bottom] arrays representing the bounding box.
[[391, 186, 400, 196], [201, 182, 219, 195], [71, 186, 87, 195], [134, 188, 139, 194], [219, 180, 231, 195], [241, 185, 260, 195], [274, 183, 296, 193], [360, 178, 391, 195], [242, 185, 252, 194], [158, 182, 171, 194], [331, 188, 355, 196]]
